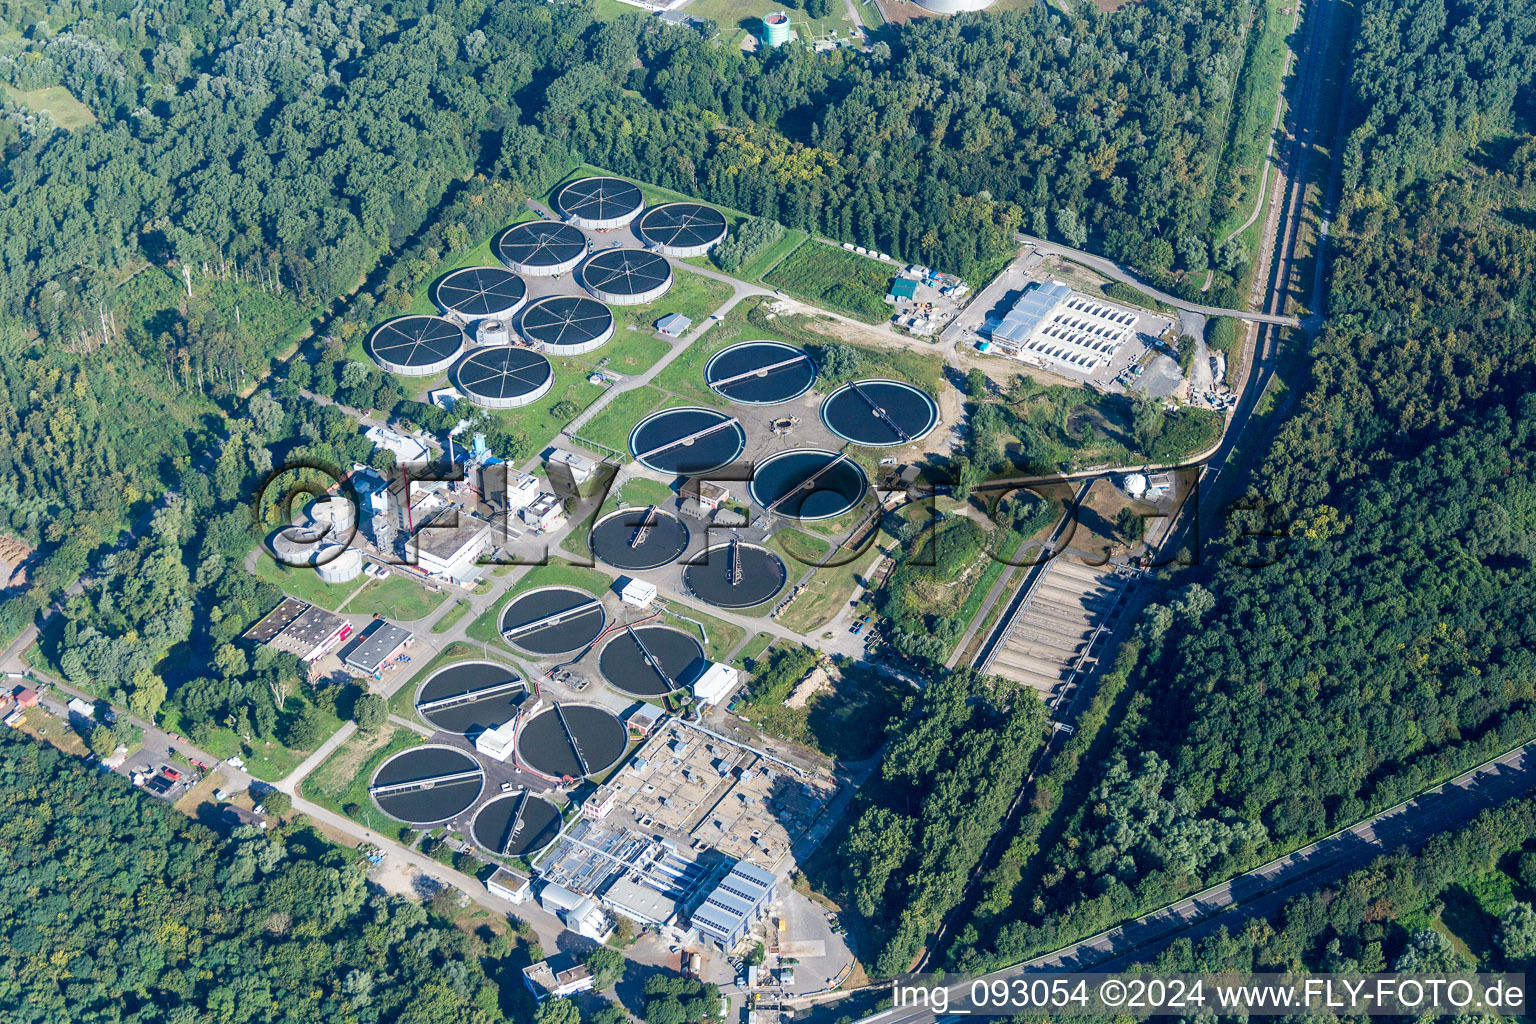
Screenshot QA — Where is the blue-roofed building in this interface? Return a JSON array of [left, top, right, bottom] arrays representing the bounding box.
[[987, 279, 1138, 376], [690, 859, 777, 950]]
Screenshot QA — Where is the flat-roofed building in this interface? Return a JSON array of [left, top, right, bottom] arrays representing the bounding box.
[[341, 620, 413, 675], [547, 449, 600, 486], [523, 956, 593, 1003], [244, 597, 310, 644], [410, 509, 492, 581], [988, 279, 1137, 375], [264, 605, 351, 662], [521, 492, 565, 532], [488, 866, 532, 903], [475, 718, 520, 761], [692, 662, 739, 709], [603, 874, 679, 927], [691, 859, 777, 950]]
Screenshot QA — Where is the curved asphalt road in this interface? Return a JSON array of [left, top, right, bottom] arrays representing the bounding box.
[[858, 740, 1536, 1024]]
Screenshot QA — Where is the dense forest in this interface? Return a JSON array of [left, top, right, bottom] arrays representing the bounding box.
[[935, 0, 1536, 976], [0, 730, 517, 1022], [815, 668, 1047, 976]]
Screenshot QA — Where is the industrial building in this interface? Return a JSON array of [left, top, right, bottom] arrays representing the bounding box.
[[488, 866, 532, 904], [521, 492, 565, 532], [547, 448, 600, 486], [409, 509, 493, 581], [761, 11, 791, 46], [691, 860, 777, 950], [692, 663, 740, 709], [538, 884, 615, 942], [341, 620, 414, 675], [246, 601, 353, 662], [603, 874, 680, 928], [657, 312, 692, 338], [474, 718, 520, 761], [987, 279, 1137, 375], [523, 956, 594, 1003], [365, 425, 432, 465]]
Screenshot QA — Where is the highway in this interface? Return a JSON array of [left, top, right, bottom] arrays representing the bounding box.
[[860, 739, 1536, 1024]]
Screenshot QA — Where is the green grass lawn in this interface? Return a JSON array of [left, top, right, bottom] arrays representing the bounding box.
[[576, 386, 666, 455], [300, 723, 424, 826], [661, 604, 746, 663], [357, 574, 450, 622], [765, 242, 895, 323], [618, 478, 676, 508], [430, 600, 472, 635], [681, 0, 853, 41], [598, 334, 674, 376], [248, 552, 368, 610], [464, 562, 618, 646], [606, 270, 733, 352], [774, 531, 888, 635], [3, 84, 96, 130], [733, 632, 777, 669]]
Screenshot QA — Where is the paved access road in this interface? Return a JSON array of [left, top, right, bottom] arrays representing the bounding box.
[[858, 740, 1536, 1024]]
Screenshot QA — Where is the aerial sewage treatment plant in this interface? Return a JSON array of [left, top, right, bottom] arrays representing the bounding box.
[[470, 791, 563, 857], [704, 341, 817, 405], [519, 295, 615, 355], [370, 746, 485, 825], [637, 202, 728, 257], [499, 586, 607, 657], [629, 407, 746, 476], [682, 539, 787, 609], [453, 346, 554, 409], [580, 247, 673, 305], [589, 507, 691, 571], [415, 661, 528, 737], [821, 379, 940, 447], [498, 220, 587, 276], [434, 266, 527, 322], [516, 702, 628, 780], [750, 449, 870, 521], [368, 315, 465, 376], [555, 175, 645, 229], [597, 624, 704, 698]]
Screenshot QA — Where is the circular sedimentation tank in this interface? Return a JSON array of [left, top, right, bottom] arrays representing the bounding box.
[[750, 448, 869, 521], [682, 541, 787, 609], [704, 341, 817, 405], [581, 248, 673, 306], [913, 0, 995, 12], [314, 546, 363, 584], [415, 661, 527, 737], [637, 202, 728, 257], [499, 586, 607, 657], [454, 346, 554, 409], [517, 702, 627, 779], [471, 792, 563, 857], [519, 295, 615, 355], [498, 220, 587, 276], [434, 266, 527, 322], [368, 315, 465, 377], [629, 407, 746, 476], [821, 379, 939, 447], [370, 745, 484, 825], [589, 507, 690, 571], [556, 176, 645, 229], [598, 625, 703, 698]]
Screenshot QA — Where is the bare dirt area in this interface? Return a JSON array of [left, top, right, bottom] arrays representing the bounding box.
[[873, 0, 935, 24]]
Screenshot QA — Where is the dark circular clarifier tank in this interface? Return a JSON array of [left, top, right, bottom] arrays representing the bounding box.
[[371, 746, 484, 825], [589, 507, 690, 571], [704, 342, 817, 406], [750, 449, 869, 521], [598, 625, 703, 698], [682, 541, 787, 609], [470, 792, 563, 857], [517, 703, 627, 779], [499, 587, 606, 657], [629, 407, 746, 476], [821, 379, 939, 447], [416, 661, 526, 736]]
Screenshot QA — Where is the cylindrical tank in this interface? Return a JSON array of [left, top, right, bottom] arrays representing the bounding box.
[[315, 546, 363, 584], [762, 11, 791, 46], [271, 526, 326, 566], [476, 319, 511, 346], [311, 495, 356, 535]]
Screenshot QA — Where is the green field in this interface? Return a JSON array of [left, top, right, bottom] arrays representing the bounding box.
[[3, 85, 96, 130], [430, 600, 472, 634], [301, 723, 424, 825], [358, 574, 450, 622], [483, 357, 607, 449], [662, 604, 746, 663], [606, 269, 733, 353], [765, 242, 895, 323], [1212, 0, 1294, 243], [578, 386, 666, 455], [774, 531, 887, 634], [618, 478, 676, 508], [248, 552, 366, 610], [406, 213, 538, 316], [733, 632, 777, 669], [682, 0, 853, 44]]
